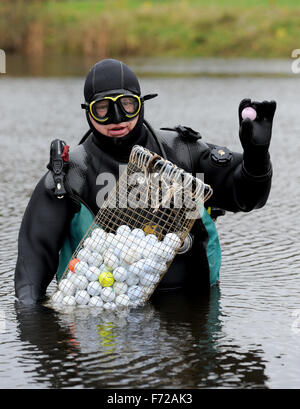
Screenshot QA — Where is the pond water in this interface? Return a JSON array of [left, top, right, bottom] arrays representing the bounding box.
[[0, 59, 299, 388]]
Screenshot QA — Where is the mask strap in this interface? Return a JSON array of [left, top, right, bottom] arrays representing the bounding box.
[[142, 93, 158, 101]]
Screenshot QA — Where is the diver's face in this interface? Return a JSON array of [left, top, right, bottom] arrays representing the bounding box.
[[89, 114, 139, 138]]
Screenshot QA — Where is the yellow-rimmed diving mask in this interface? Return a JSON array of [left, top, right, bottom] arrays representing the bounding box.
[[81, 92, 157, 125]]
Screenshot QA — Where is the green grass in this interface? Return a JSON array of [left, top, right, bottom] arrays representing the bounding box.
[[1, 0, 300, 58]]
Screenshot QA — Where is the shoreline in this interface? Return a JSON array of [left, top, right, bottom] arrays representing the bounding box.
[[0, 1, 299, 60]]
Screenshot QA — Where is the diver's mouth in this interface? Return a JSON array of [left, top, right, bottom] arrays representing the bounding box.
[[108, 125, 128, 138]]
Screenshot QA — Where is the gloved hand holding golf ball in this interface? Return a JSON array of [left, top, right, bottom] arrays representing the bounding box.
[[238, 98, 276, 176]]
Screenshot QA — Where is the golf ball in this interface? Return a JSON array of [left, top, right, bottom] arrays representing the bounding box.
[[101, 287, 115, 302], [140, 272, 160, 286], [58, 279, 75, 296], [91, 228, 107, 241], [103, 233, 116, 249], [126, 273, 139, 286], [128, 261, 144, 277], [62, 295, 76, 306], [77, 248, 92, 263], [85, 266, 101, 281], [163, 233, 181, 250], [121, 247, 141, 264], [241, 106, 257, 121], [74, 260, 89, 275], [99, 271, 115, 287], [74, 290, 90, 305], [52, 290, 64, 304], [113, 266, 128, 282], [115, 294, 130, 307], [72, 274, 89, 290], [113, 281, 128, 295], [116, 225, 131, 237], [130, 228, 145, 239], [127, 285, 143, 300], [104, 251, 119, 270], [88, 252, 103, 267], [103, 302, 117, 310], [89, 296, 104, 307], [87, 281, 102, 296], [83, 237, 98, 252], [144, 234, 158, 244]]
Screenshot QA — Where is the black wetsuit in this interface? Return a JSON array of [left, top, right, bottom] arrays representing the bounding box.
[[15, 122, 272, 305]]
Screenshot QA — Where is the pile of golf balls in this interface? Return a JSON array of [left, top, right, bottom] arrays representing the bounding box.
[[52, 225, 182, 310]]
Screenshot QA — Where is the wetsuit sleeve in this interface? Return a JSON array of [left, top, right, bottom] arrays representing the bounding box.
[[199, 145, 272, 213], [15, 173, 75, 305]]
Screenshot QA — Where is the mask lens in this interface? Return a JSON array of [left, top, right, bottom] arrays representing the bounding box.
[[92, 99, 110, 119], [119, 96, 139, 115]]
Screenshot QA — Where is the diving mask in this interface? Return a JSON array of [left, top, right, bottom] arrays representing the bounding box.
[[82, 91, 157, 125]]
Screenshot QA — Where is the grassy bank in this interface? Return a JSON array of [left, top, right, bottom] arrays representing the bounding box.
[[1, 0, 300, 58]]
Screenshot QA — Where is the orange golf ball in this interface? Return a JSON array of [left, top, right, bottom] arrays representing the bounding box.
[[69, 258, 80, 272]]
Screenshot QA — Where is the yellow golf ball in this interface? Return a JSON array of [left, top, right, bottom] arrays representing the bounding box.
[[98, 271, 115, 287]]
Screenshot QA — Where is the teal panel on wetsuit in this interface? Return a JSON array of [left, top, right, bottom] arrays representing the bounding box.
[[56, 203, 94, 282], [201, 208, 222, 285]]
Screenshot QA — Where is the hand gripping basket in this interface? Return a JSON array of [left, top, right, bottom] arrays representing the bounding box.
[[51, 145, 213, 310]]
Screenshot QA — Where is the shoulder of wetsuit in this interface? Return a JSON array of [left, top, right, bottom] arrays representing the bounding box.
[[45, 141, 89, 200], [153, 125, 210, 174]]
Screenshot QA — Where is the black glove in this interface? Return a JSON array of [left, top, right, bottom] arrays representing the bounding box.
[[238, 98, 276, 176]]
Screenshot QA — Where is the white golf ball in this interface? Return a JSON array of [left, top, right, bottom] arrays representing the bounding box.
[[58, 279, 75, 296], [114, 233, 128, 245], [87, 281, 102, 296], [127, 285, 144, 300], [130, 228, 145, 239], [91, 227, 107, 241], [158, 244, 175, 262], [74, 260, 89, 275], [144, 234, 158, 244], [77, 248, 92, 263], [116, 225, 131, 237], [103, 233, 116, 249], [99, 263, 112, 273], [72, 274, 89, 290], [115, 294, 130, 307], [126, 273, 139, 286], [113, 266, 128, 282], [143, 259, 166, 275], [103, 302, 117, 310], [89, 296, 104, 307], [88, 252, 103, 267], [121, 248, 140, 264], [113, 281, 128, 295], [83, 237, 98, 252], [140, 272, 160, 286], [85, 266, 101, 281], [52, 290, 64, 304], [62, 295, 76, 306], [142, 245, 155, 259], [140, 284, 155, 296], [101, 287, 115, 302], [66, 270, 74, 280], [163, 233, 181, 250], [104, 252, 119, 270], [128, 261, 144, 277], [75, 290, 90, 305]]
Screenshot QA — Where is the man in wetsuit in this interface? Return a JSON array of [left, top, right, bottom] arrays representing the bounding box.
[[15, 59, 276, 305]]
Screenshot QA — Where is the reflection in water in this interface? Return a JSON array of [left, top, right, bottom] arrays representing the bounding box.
[[15, 287, 267, 388]]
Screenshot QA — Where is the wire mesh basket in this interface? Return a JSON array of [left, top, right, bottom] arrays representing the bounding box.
[[51, 145, 213, 310]]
